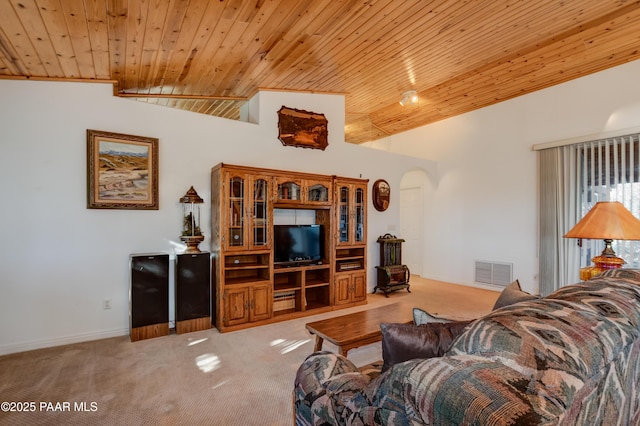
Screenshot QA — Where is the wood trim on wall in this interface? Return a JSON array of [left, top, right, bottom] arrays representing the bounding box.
[[532, 125, 640, 151]]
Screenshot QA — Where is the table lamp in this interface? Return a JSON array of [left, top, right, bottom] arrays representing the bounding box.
[[564, 201, 640, 280]]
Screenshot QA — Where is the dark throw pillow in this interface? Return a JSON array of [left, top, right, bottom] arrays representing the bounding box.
[[492, 279, 538, 311], [380, 321, 472, 372]]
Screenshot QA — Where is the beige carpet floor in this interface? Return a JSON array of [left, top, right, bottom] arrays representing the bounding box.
[[0, 277, 498, 425]]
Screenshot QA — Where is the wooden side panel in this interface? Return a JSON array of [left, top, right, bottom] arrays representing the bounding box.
[[130, 323, 169, 342], [176, 317, 211, 334], [210, 167, 222, 251]]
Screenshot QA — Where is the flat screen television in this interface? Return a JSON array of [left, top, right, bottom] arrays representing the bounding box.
[[274, 224, 324, 265]]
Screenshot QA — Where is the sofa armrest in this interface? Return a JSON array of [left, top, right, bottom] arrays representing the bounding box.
[[294, 352, 412, 425], [293, 351, 362, 425]]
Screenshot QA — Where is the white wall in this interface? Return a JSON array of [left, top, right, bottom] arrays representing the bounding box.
[[366, 59, 640, 294], [0, 80, 436, 354]]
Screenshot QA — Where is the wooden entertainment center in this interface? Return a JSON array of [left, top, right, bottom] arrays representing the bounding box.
[[211, 163, 368, 332]]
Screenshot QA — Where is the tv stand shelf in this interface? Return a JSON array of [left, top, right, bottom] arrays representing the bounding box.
[[273, 263, 331, 314], [211, 163, 368, 332]]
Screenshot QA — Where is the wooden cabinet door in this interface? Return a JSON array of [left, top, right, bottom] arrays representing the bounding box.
[[223, 171, 273, 251], [304, 178, 332, 205], [334, 274, 352, 305], [248, 176, 272, 250], [223, 171, 249, 251], [274, 175, 302, 203], [335, 179, 367, 247], [335, 272, 366, 305], [353, 183, 367, 245], [250, 283, 272, 321], [336, 183, 351, 247], [352, 272, 367, 302], [224, 287, 249, 326]]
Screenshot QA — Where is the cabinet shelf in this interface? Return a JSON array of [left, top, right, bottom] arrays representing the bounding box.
[[305, 281, 329, 288], [305, 285, 330, 309], [274, 285, 300, 292], [225, 263, 270, 271], [273, 308, 297, 317], [224, 253, 270, 267], [225, 277, 271, 286], [305, 302, 328, 311], [336, 255, 363, 261]]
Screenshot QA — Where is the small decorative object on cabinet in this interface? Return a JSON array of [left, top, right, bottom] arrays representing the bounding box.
[[374, 234, 410, 297], [180, 186, 205, 253], [130, 253, 170, 341], [175, 252, 211, 334]]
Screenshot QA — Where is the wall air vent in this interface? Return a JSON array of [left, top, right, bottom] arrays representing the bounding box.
[[475, 261, 513, 287]]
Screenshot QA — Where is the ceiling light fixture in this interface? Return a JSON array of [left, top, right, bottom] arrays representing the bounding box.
[[399, 90, 418, 106]]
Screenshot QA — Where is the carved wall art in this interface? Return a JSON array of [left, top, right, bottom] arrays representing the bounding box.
[[277, 106, 328, 150]]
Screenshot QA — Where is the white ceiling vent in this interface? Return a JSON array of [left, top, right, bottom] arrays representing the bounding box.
[[475, 261, 513, 287]]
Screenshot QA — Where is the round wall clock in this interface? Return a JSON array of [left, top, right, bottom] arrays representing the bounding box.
[[372, 179, 390, 212]]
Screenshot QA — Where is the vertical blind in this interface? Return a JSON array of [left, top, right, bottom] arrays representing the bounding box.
[[576, 133, 640, 269], [539, 145, 580, 295]]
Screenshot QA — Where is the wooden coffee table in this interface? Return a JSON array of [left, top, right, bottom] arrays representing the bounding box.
[[305, 303, 413, 356]]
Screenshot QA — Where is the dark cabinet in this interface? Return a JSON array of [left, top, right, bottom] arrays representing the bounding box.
[[175, 252, 212, 334], [130, 253, 170, 341]]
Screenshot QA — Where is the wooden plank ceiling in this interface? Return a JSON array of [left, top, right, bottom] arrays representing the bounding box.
[[1, 0, 639, 144]]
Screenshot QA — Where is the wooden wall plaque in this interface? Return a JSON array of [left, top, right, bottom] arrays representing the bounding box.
[[277, 106, 328, 150]]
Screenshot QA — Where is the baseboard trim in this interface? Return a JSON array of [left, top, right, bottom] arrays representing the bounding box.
[[0, 328, 129, 356]]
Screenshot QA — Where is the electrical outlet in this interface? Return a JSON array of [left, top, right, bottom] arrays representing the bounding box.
[[103, 299, 112, 310]]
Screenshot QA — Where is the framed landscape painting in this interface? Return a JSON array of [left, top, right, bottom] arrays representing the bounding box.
[[87, 129, 159, 210]]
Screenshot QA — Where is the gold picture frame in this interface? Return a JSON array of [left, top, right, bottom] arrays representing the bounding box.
[[87, 129, 159, 210], [277, 106, 328, 150]]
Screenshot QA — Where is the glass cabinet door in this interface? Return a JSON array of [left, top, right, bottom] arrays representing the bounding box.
[[252, 178, 269, 247], [306, 181, 330, 203], [336, 182, 366, 246], [354, 187, 365, 243], [339, 186, 349, 243], [277, 180, 301, 202], [228, 176, 245, 247]]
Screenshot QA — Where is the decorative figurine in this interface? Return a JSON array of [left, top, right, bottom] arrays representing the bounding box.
[[180, 186, 204, 253]]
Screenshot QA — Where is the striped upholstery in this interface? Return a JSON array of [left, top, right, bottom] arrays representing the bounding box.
[[294, 270, 640, 425]]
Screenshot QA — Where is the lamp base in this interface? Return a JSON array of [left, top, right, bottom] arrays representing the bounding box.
[[579, 255, 625, 281], [180, 235, 204, 253]]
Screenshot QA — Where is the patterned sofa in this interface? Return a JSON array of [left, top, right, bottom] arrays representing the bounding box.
[[294, 269, 640, 425]]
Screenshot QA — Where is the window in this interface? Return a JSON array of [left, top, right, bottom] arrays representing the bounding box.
[[576, 134, 640, 268]]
